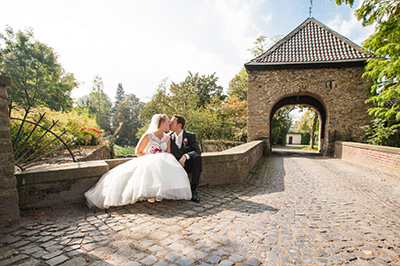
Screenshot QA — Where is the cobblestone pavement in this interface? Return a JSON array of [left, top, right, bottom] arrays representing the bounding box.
[[1, 148, 400, 265]]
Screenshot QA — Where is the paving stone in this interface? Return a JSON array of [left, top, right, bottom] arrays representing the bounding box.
[[176, 256, 195, 265], [59, 256, 88, 266], [266, 252, 279, 261], [42, 250, 63, 260], [1, 254, 29, 265], [165, 251, 181, 262], [1, 235, 22, 244], [193, 251, 208, 260], [31, 249, 50, 259], [228, 253, 245, 262], [207, 255, 221, 264], [141, 255, 158, 265], [218, 260, 234, 266], [315, 248, 328, 256], [287, 247, 300, 255], [264, 238, 277, 245], [47, 255, 68, 266], [245, 257, 261, 265]]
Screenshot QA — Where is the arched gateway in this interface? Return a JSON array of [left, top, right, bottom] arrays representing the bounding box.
[[245, 17, 376, 156]]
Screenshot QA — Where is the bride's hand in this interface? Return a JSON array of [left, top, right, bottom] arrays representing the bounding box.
[[178, 156, 186, 167]]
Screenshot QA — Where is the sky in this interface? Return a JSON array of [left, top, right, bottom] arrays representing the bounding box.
[[1, 0, 374, 104]]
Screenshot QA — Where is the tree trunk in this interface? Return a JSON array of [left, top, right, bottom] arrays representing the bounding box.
[[309, 112, 317, 149]]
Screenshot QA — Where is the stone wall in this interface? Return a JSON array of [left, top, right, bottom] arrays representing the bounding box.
[[15, 141, 264, 209], [247, 66, 372, 156], [0, 76, 21, 229], [200, 140, 244, 152], [335, 141, 400, 175]]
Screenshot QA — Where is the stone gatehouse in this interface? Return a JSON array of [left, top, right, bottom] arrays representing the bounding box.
[[245, 17, 376, 156]]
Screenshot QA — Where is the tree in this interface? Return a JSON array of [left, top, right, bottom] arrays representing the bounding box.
[[248, 35, 269, 58], [271, 107, 293, 145], [294, 107, 319, 146], [113, 83, 125, 112], [89, 75, 112, 132], [170, 72, 223, 108], [0, 26, 77, 111], [334, 0, 400, 144], [228, 68, 248, 101], [113, 93, 144, 146], [215, 96, 247, 141]]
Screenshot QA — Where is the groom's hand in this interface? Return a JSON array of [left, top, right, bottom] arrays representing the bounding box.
[[178, 156, 187, 167]]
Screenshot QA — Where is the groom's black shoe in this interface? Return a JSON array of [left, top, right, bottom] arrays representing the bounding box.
[[191, 191, 200, 203]]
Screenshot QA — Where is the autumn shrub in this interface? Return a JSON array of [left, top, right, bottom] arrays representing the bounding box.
[[9, 106, 101, 165]]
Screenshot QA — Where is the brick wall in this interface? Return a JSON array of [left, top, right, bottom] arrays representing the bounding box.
[[335, 141, 400, 175], [0, 76, 21, 230]]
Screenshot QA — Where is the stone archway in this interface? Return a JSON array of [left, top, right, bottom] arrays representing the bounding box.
[[245, 17, 376, 156], [270, 94, 327, 153]]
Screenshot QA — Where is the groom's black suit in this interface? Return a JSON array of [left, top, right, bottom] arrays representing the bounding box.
[[169, 130, 202, 188]]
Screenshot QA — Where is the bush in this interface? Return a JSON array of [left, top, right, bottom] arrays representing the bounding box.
[[10, 106, 101, 167]]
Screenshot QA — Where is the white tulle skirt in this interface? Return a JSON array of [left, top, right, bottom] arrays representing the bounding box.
[[85, 153, 192, 209]]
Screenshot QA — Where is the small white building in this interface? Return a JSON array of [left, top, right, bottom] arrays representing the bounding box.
[[286, 133, 302, 145]]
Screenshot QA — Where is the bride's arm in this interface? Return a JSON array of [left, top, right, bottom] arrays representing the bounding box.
[[135, 134, 149, 157], [166, 136, 171, 153]]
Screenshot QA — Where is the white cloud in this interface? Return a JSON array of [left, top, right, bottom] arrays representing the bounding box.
[[326, 1, 374, 46]]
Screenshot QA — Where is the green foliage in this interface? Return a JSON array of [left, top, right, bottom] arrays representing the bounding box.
[[334, 0, 400, 146], [248, 35, 269, 58], [113, 93, 144, 146], [113, 83, 125, 111], [228, 67, 248, 101], [0, 26, 77, 111], [361, 118, 400, 146], [139, 73, 246, 143], [10, 106, 101, 164], [271, 107, 293, 145], [170, 72, 224, 108], [113, 144, 136, 157], [88, 75, 112, 132], [301, 132, 310, 145], [212, 96, 247, 141]]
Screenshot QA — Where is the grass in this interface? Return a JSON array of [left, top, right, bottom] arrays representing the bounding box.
[[113, 144, 136, 157], [290, 145, 318, 151]]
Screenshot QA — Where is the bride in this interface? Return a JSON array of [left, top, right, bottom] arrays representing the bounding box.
[[84, 114, 192, 209]]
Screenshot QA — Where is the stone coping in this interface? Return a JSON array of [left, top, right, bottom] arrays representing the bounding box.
[[336, 141, 400, 154], [15, 161, 109, 185], [202, 141, 264, 162]]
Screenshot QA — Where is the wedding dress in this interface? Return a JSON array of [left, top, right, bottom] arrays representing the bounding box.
[[84, 132, 192, 209]]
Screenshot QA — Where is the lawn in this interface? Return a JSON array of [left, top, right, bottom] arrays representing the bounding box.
[[290, 145, 318, 151], [113, 144, 136, 157]]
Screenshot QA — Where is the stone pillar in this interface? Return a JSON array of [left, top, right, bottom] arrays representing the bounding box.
[[0, 76, 21, 230]]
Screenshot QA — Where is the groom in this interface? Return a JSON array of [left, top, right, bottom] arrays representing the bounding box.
[[169, 115, 202, 203]]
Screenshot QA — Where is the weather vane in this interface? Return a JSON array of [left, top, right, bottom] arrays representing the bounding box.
[[309, 0, 313, 18]]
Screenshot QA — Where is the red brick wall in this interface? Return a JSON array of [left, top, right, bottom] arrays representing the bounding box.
[[335, 141, 400, 175]]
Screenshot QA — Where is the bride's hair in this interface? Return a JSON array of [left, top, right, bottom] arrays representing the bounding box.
[[158, 114, 168, 128]]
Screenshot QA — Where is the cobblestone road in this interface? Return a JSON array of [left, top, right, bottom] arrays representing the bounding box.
[[1, 147, 400, 265]]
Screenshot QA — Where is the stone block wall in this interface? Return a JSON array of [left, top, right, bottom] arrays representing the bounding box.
[[335, 141, 400, 175], [0, 76, 21, 230], [15, 141, 265, 209], [247, 66, 372, 156]]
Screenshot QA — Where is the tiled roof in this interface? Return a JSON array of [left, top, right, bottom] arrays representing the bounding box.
[[245, 17, 376, 69]]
